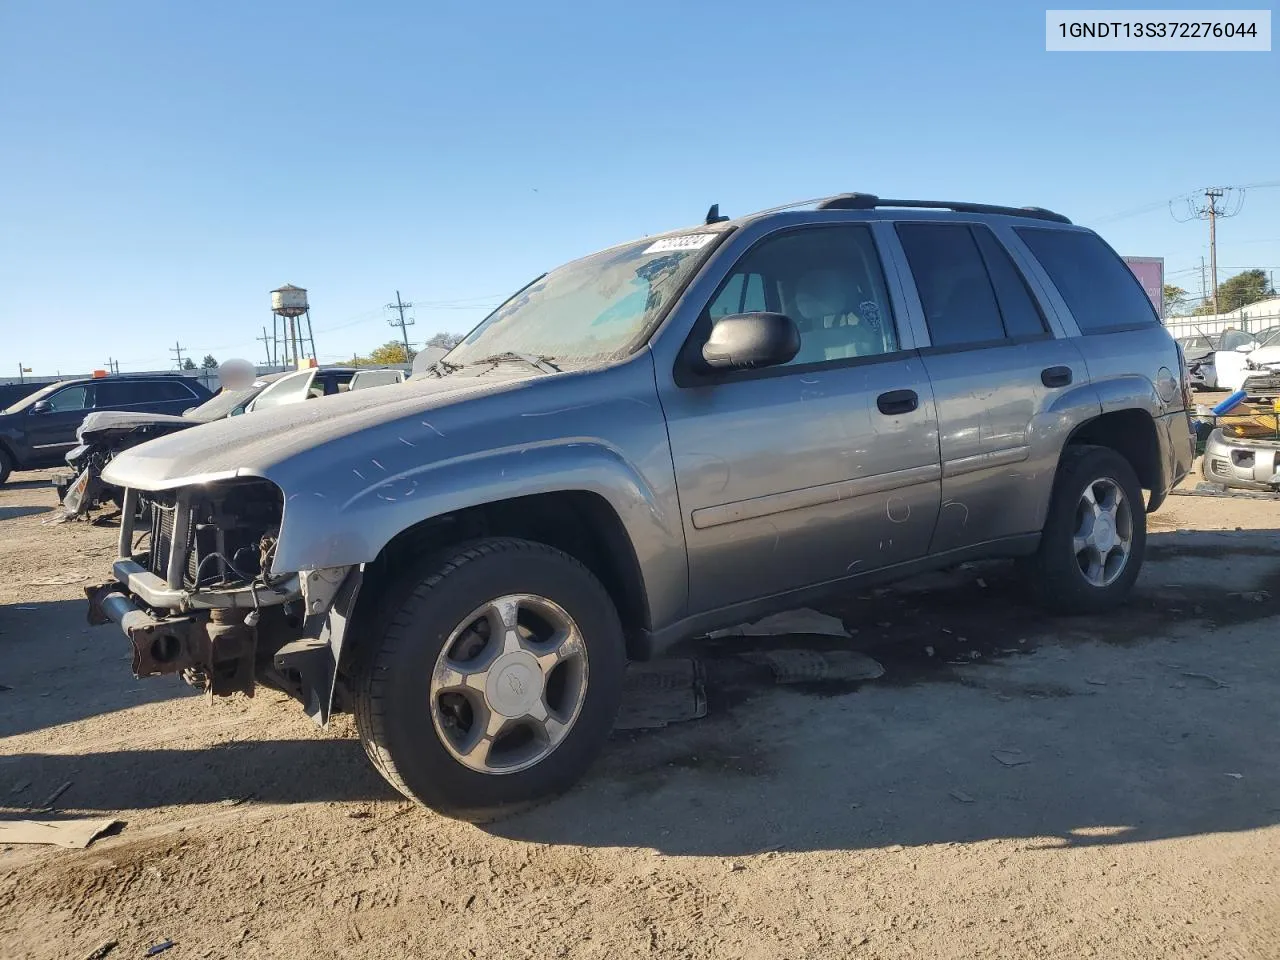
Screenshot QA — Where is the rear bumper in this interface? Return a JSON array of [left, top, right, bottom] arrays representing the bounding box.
[[1203, 429, 1280, 490]]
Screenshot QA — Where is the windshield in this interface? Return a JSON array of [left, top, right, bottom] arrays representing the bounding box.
[[1181, 336, 1212, 351], [1253, 326, 1280, 348], [443, 231, 725, 367], [2, 381, 68, 414], [185, 375, 283, 422], [1218, 329, 1256, 351]]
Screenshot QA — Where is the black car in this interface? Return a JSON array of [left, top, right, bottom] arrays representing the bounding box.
[[0, 374, 211, 484]]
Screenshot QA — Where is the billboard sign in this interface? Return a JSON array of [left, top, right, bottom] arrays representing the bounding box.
[[1123, 256, 1165, 319]]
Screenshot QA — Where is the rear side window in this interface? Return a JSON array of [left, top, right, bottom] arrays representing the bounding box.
[[971, 227, 1048, 339], [149, 380, 198, 401], [94, 381, 154, 405], [1016, 228, 1158, 333], [897, 223, 1005, 347]]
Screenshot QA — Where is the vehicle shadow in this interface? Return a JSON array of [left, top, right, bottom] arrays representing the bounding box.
[[487, 527, 1280, 854], [0, 505, 52, 521], [1, 737, 397, 813], [1, 478, 58, 492], [0, 599, 193, 739], [4, 530, 1279, 857]]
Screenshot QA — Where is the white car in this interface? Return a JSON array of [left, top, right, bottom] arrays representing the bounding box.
[[1219, 325, 1280, 398], [1179, 329, 1256, 390]]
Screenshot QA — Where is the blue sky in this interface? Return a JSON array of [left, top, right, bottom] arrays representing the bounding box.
[[1, 1, 1277, 375]]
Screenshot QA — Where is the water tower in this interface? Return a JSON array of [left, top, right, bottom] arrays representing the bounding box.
[[270, 284, 318, 369]]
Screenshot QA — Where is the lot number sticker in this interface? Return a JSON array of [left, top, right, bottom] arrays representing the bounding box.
[[643, 234, 717, 254]]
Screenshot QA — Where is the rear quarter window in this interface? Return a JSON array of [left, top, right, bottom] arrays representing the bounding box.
[[1016, 228, 1158, 334]]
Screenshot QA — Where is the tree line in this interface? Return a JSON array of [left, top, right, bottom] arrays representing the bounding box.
[[1164, 269, 1276, 317]]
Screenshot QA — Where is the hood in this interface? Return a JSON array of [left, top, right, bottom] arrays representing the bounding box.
[[1248, 344, 1280, 368], [77, 410, 194, 442], [103, 368, 541, 490]]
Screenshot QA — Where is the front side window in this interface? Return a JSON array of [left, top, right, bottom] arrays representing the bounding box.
[[702, 226, 900, 367], [446, 232, 725, 367], [46, 386, 89, 412], [1016, 227, 1159, 333]]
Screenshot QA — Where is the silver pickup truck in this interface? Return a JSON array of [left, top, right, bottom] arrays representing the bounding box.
[[87, 193, 1194, 820]]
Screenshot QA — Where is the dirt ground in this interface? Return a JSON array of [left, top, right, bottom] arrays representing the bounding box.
[[3, 466, 1280, 960]]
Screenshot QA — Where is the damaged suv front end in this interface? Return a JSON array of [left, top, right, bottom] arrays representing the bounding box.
[[86, 475, 358, 722]]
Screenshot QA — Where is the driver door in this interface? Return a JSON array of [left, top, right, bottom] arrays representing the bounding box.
[[27, 383, 93, 463], [658, 223, 942, 615]]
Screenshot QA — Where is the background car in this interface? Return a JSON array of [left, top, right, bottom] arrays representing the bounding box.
[[1178, 328, 1257, 390], [56, 366, 391, 516], [0, 373, 211, 485], [1214, 326, 1280, 397]]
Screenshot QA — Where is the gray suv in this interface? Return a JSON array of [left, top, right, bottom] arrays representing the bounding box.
[[87, 193, 1194, 820]]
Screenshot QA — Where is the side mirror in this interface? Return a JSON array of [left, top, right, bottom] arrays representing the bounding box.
[[1235, 343, 1254, 353], [31, 400, 53, 415], [701, 313, 800, 371]]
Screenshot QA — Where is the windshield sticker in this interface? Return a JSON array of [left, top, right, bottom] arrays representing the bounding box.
[[643, 234, 717, 254]]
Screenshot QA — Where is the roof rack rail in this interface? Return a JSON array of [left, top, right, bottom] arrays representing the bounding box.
[[815, 193, 1072, 224]]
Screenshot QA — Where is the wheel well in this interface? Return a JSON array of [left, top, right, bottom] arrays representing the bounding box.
[[350, 491, 650, 651], [1066, 410, 1161, 492]]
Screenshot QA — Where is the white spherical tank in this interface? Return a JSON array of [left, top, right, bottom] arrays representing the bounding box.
[[271, 284, 309, 317]]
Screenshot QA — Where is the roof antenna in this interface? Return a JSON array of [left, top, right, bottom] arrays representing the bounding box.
[[705, 203, 730, 224]]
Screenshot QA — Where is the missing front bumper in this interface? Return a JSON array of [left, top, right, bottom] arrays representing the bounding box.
[[85, 583, 257, 696]]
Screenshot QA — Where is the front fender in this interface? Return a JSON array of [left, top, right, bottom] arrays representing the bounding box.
[[269, 438, 685, 625]]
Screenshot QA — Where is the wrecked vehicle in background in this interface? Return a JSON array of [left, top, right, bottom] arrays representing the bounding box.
[[86, 192, 1193, 821], [57, 366, 388, 519]]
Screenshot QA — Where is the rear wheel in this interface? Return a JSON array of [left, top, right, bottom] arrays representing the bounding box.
[[352, 538, 626, 821], [0, 447, 12, 486], [1027, 445, 1146, 615]]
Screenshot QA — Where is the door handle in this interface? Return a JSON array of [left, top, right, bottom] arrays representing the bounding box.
[[876, 389, 919, 415], [1041, 366, 1073, 388]]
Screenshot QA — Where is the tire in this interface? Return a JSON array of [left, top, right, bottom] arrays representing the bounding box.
[[0, 447, 12, 486], [1026, 444, 1147, 615], [351, 537, 626, 821]]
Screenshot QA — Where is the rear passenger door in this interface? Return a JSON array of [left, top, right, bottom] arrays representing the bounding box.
[[891, 221, 1087, 553]]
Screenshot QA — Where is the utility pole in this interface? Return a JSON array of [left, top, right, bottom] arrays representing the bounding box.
[[386, 290, 414, 361], [18, 363, 31, 383], [170, 342, 186, 370], [1176, 187, 1243, 318], [1205, 188, 1222, 317], [1200, 257, 1208, 312], [105, 358, 120, 375], [257, 326, 273, 366]]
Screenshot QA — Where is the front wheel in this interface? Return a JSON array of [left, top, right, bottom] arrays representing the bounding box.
[[0, 447, 12, 486], [351, 538, 626, 821], [1026, 445, 1147, 615]]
